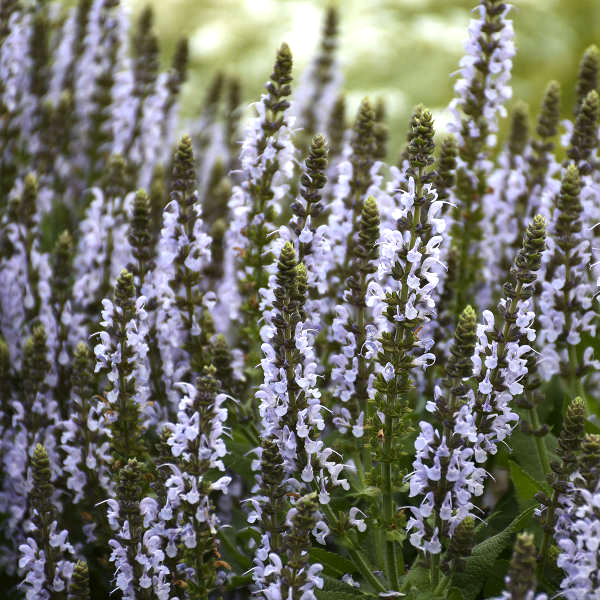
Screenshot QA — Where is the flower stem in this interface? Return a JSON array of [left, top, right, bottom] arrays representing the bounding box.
[[528, 396, 550, 475]]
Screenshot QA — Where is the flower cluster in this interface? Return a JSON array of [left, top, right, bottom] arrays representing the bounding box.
[[1, 1, 600, 599]]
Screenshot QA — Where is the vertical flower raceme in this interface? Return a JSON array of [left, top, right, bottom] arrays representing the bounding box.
[[524, 81, 561, 222], [225, 75, 242, 175], [1, 323, 62, 568], [48, 230, 78, 419], [201, 160, 232, 292], [367, 105, 442, 588], [84, 8, 121, 187], [159, 367, 230, 598], [223, 42, 295, 386], [407, 306, 485, 563], [486, 102, 531, 291], [554, 434, 600, 600], [0, 173, 56, 356], [328, 98, 377, 291], [72, 155, 132, 322], [373, 99, 389, 161], [447, 0, 515, 317], [537, 165, 598, 389], [288, 134, 330, 329], [51, 0, 94, 101], [61, 342, 111, 539], [294, 6, 341, 150], [536, 397, 586, 567], [492, 532, 547, 600], [324, 94, 347, 183], [330, 196, 379, 440], [94, 269, 149, 466], [0, 4, 32, 200], [462, 216, 545, 465], [191, 71, 225, 190], [158, 37, 189, 167], [256, 243, 312, 465], [573, 45, 598, 119], [566, 87, 599, 175], [429, 136, 458, 357], [106, 458, 167, 600], [122, 7, 159, 168], [155, 135, 213, 402], [250, 438, 287, 595], [565, 90, 600, 264], [279, 494, 323, 600], [433, 135, 458, 208], [127, 188, 169, 420], [18, 444, 76, 600], [254, 243, 348, 558]]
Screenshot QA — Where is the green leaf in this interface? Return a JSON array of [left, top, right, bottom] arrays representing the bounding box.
[[508, 459, 546, 509], [317, 592, 372, 600], [309, 548, 358, 577], [482, 559, 510, 597], [318, 575, 375, 599], [447, 588, 465, 600], [402, 562, 432, 597], [235, 526, 261, 545], [452, 506, 534, 600], [385, 528, 407, 544], [347, 485, 381, 499], [224, 573, 253, 592], [508, 429, 546, 482], [218, 529, 252, 570]]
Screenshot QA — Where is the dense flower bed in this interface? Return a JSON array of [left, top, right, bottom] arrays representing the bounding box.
[[1, 1, 600, 599]]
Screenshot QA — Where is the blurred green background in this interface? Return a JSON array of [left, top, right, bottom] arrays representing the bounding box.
[[112, 0, 600, 154]]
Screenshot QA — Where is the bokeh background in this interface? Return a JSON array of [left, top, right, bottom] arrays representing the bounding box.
[[75, 0, 600, 156]]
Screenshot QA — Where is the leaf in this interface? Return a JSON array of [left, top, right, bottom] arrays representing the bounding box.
[[317, 592, 372, 600], [234, 526, 261, 545], [224, 573, 253, 592], [385, 528, 407, 544], [218, 529, 252, 570], [452, 506, 534, 600], [347, 485, 381, 499], [506, 431, 539, 478], [402, 562, 433, 596], [482, 559, 510, 597], [318, 575, 375, 599], [309, 547, 358, 577], [508, 460, 546, 509], [447, 588, 465, 600]]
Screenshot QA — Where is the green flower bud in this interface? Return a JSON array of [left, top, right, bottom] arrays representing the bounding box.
[[557, 397, 586, 471], [434, 136, 458, 203], [407, 104, 435, 172], [446, 305, 477, 383], [575, 45, 599, 116], [536, 81, 561, 139], [506, 532, 538, 600], [567, 90, 599, 167], [68, 560, 91, 600], [579, 434, 600, 490], [508, 101, 530, 161]]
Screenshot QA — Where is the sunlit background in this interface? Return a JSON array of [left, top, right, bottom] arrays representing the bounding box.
[[113, 0, 599, 155]]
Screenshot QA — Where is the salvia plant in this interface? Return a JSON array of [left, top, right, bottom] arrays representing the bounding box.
[[1, 1, 600, 599]]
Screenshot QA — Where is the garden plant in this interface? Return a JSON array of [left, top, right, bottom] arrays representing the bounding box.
[[1, 0, 600, 599]]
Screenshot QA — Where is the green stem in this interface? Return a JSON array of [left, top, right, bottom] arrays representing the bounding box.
[[315, 485, 387, 593], [382, 426, 400, 590], [382, 171, 425, 587], [528, 398, 550, 475], [347, 546, 387, 594], [430, 553, 440, 588], [540, 487, 559, 571]]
